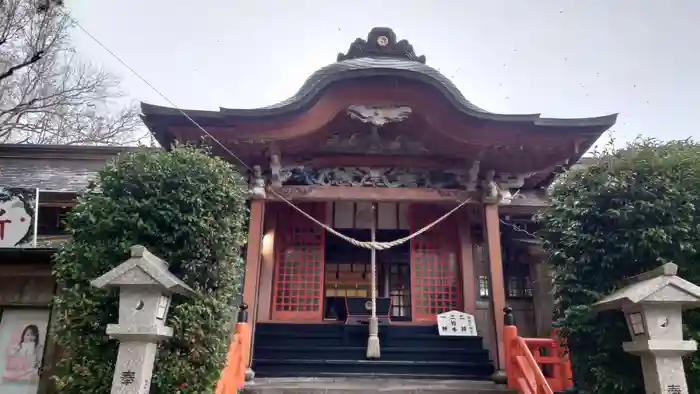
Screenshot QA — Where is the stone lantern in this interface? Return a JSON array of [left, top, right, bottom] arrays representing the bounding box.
[[91, 245, 195, 394], [593, 263, 700, 394]]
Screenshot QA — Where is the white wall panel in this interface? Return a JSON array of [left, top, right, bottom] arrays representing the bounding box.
[[355, 201, 373, 229], [377, 202, 398, 230], [334, 201, 355, 229], [325, 202, 334, 226], [398, 203, 410, 230]]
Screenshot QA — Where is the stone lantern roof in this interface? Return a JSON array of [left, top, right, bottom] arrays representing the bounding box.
[[91, 245, 194, 296], [593, 263, 700, 311]]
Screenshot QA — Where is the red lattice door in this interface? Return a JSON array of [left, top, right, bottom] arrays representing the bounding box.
[[410, 204, 462, 322], [272, 203, 325, 321]]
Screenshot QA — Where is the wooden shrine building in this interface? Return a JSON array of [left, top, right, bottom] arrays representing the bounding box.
[[141, 27, 617, 380]]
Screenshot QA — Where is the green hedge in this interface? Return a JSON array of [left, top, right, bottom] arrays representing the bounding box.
[[537, 139, 700, 393], [51, 146, 249, 393]]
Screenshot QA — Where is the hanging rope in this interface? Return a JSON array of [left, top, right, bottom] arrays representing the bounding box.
[[70, 16, 475, 253], [269, 189, 471, 250], [366, 202, 380, 358]]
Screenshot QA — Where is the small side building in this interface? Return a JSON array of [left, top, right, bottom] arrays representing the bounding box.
[[0, 143, 156, 394]]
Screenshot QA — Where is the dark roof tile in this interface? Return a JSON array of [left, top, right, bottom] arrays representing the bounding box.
[[0, 158, 106, 191], [0, 144, 160, 192]]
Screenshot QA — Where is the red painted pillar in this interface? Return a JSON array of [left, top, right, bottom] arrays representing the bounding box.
[[242, 200, 265, 365], [484, 203, 507, 371]]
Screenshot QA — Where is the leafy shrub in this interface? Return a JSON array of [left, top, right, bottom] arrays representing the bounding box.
[[538, 139, 700, 394], [51, 146, 249, 393]]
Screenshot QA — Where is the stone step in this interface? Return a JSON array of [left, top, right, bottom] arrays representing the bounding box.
[[253, 358, 494, 379], [241, 377, 516, 394], [252, 323, 495, 380]]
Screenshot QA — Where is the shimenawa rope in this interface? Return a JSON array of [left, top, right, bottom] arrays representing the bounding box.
[[270, 189, 470, 250]]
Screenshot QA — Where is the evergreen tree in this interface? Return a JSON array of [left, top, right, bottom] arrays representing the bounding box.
[[538, 139, 700, 393], [51, 146, 249, 393]]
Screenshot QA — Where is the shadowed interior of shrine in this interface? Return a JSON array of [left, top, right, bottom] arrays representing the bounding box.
[[251, 201, 497, 379], [244, 199, 547, 379], [268, 201, 464, 324], [323, 228, 412, 323]]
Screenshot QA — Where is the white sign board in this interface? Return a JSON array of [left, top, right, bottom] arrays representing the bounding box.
[[0, 188, 38, 248], [437, 310, 478, 337]]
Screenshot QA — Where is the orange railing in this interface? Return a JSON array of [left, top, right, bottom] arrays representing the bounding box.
[[503, 307, 573, 394], [215, 303, 252, 394]]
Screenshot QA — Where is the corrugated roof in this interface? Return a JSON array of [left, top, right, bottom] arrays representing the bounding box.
[[0, 144, 160, 192], [0, 158, 106, 191]]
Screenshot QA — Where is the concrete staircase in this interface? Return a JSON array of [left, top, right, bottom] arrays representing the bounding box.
[[252, 323, 495, 380], [241, 377, 516, 394]]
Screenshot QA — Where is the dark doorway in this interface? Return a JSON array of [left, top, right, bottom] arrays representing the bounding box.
[[323, 229, 412, 321], [377, 229, 411, 321]]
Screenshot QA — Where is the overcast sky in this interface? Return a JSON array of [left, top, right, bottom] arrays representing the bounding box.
[[67, 0, 700, 150]]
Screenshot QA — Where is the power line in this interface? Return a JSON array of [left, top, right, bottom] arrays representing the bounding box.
[[499, 219, 539, 239], [71, 21, 252, 172]]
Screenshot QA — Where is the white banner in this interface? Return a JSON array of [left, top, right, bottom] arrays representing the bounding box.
[[437, 310, 478, 337]]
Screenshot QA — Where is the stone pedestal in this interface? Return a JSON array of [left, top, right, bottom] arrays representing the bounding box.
[[624, 340, 697, 394], [111, 342, 158, 394]]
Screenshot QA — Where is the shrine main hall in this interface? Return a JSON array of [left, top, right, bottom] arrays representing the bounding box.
[[141, 27, 616, 380]]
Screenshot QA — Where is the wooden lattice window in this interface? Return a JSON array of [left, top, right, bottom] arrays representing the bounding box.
[[503, 244, 533, 299], [272, 203, 325, 321], [507, 276, 521, 297], [389, 263, 411, 319], [410, 205, 462, 321]]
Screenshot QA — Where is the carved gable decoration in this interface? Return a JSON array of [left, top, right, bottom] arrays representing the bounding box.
[[337, 27, 427, 64], [273, 165, 531, 196], [280, 166, 468, 190], [324, 129, 429, 155], [346, 105, 412, 127]]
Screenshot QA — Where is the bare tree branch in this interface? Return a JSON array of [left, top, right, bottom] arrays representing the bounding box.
[[0, 50, 43, 81], [0, 0, 140, 146]]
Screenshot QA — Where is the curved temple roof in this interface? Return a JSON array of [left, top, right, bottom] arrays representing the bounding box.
[[141, 27, 618, 129]]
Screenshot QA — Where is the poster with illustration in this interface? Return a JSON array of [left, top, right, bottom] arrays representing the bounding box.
[[0, 188, 39, 248], [0, 309, 49, 394]]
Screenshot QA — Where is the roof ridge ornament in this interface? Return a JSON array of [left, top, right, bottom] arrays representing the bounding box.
[[337, 27, 426, 64]]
